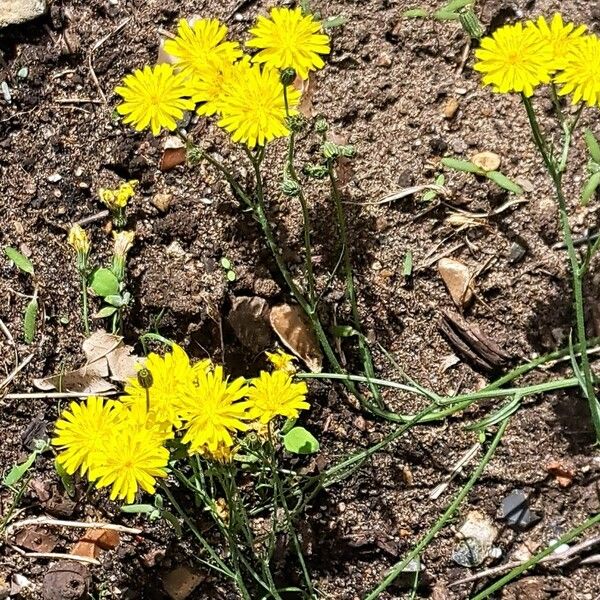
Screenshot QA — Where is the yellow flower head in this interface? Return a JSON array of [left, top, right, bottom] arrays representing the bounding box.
[[474, 22, 552, 96], [192, 58, 238, 117], [200, 442, 236, 463], [555, 34, 600, 107], [265, 349, 297, 375], [179, 365, 250, 454], [123, 344, 195, 431], [164, 18, 243, 80], [99, 180, 138, 210], [247, 7, 330, 80], [528, 14, 587, 71], [246, 370, 309, 424], [52, 396, 121, 476], [67, 224, 90, 256], [218, 61, 301, 147], [91, 426, 169, 504], [115, 64, 195, 136]]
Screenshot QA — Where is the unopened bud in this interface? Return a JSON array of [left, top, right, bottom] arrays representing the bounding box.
[[285, 114, 305, 133], [280, 68, 297, 87], [137, 368, 153, 389], [321, 141, 340, 159], [339, 144, 357, 158], [302, 163, 329, 179], [459, 8, 483, 40], [314, 118, 328, 134], [282, 177, 301, 197], [68, 224, 90, 256]]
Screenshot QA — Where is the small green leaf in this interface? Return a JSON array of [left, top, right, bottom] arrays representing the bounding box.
[[283, 427, 319, 454], [94, 306, 117, 319], [581, 172, 600, 205], [55, 459, 75, 497], [23, 297, 38, 344], [281, 418, 297, 435], [220, 257, 232, 270], [331, 324, 361, 338], [435, 174, 445, 186], [486, 171, 523, 195], [433, 10, 460, 20], [90, 268, 120, 297], [443, 0, 473, 11], [121, 503, 155, 514], [322, 15, 346, 29], [584, 129, 600, 164], [104, 294, 125, 308], [283, 427, 320, 455], [4, 247, 34, 275], [403, 250, 413, 277], [441, 157, 484, 174], [3, 451, 37, 487], [226, 270, 236, 282], [403, 8, 428, 18]]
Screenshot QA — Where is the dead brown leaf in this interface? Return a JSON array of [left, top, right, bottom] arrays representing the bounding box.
[[329, 131, 354, 189], [228, 296, 272, 350], [438, 258, 474, 309], [160, 137, 186, 172], [294, 75, 316, 119], [269, 304, 323, 372]]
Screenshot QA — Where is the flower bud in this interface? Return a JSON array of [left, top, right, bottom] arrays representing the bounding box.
[[285, 114, 305, 133], [459, 8, 483, 40], [280, 67, 297, 87], [339, 144, 357, 158], [111, 230, 135, 281], [314, 118, 328, 134], [137, 367, 153, 389], [68, 224, 90, 256], [282, 177, 301, 197], [321, 141, 340, 159], [302, 163, 329, 179]]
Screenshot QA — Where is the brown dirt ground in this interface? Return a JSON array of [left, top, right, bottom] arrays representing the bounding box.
[[1, 0, 600, 598]]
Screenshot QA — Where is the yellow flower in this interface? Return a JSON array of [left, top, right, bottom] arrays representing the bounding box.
[[265, 349, 297, 375], [179, 365, 250, 454], [99, 180, 138, 210], [113, 230, 135, 259], [52, 396, 120, 476], [528, 14, 586, 71], [218, 61, 301, 147], [474, 22, 552, 96], [555, 34, 600, 107], [192, 58, 238, 117], [247, 7, 330, 80], [123, 344, 195, 430], [91, 426, 169, 504], [67, 224, 90, 256], [163, 18, 242, 80], [115, 64, 195, 136], [246, 370, 309, 424], [200, 442, 236, 463]]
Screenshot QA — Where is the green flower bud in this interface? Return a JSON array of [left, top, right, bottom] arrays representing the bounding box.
[[459, 8, 483, 40], [339, 144, 357, 158], [280, 68, 297, 86], [282, 177, 301, 197], [314, 118, 328, 134], [321, 141, 340, 159], [137, 368, 154, 389], [285, 114, 305, 133], [302, 163, 329, 179]]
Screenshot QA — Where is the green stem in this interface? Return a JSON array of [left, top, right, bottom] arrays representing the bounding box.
[[80, 274, 90, 337], [363, 420, 509, 600], [283, 84, 316, 304], [328, 161, 382, 406], [522, 94, 600, 442], [471, 512, 600, 600]]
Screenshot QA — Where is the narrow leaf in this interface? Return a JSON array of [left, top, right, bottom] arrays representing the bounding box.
[[403, 8, 428, 18], [93, 306, 118, 319], [121, 503, 155, 514], [433, 10, 460, 20], [581, 172, 600, 205], [403, 250, 413, 277], [4, 247, 34, 275], [3, 451, 37, 487], [584, 129, 600, 164], [90, 268, 120, 297], [443, 0, 473, 10], [486, 171, 524, 195], [55, 459, 75, 497], [23, 297, 38, 344], [331, 324, 361, 338], [441, 157, 484, 174], [283, 427, 320, 455], [322, 15, 346, 29]]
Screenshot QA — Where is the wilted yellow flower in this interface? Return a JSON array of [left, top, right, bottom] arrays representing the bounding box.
[[246, 370, 309, 424], [179, 365, 250, 454], [67, 224, 90, 256], [164, 18, 242, 80], [99, 180, 138, 210], [474, 22, 552, 96], [115, 64, 195, 136], [52, 396, 121, 476], [218, 60, 301, 147], [527, 14, 587, 71], [265, 349, 297, 375], [555, 34, 600, 107], [91, 426, 169, 504], [113, 230, 135, 258], [247, 7, 330, 80]]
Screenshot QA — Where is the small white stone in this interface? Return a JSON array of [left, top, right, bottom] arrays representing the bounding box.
[[47, 173, 62, 182]]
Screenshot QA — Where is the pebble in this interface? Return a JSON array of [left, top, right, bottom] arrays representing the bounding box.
[[500, 489, 541, 528], [508, 241, 526, 263], [162, 565, 203, 600], [47, 173, 62, 182], [443, 98, 460, 119], [0, 0, 47, 27]]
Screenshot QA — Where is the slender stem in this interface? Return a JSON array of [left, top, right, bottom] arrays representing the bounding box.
[[471, 512, 600, 600], [522, 94, 600, 442], [80, 274, 90, 336], [328, 161, 382, 406], [363, 420, 509, 600], [283, 84, 316, 304]]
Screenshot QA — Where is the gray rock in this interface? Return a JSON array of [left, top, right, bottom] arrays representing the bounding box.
[[0, 0, 47, 27], [500, 489, 541, 528]]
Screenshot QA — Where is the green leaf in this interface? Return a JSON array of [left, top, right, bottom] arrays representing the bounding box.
[[219, 257, 232, 270], [55, 459, 75, 497], [331, 324, 361, 338], [121, 503, 155, 514], [581, 172, 600, 205], [486, 171, 523, 195], [403, 250, 413, 277], [104, 294, 125, 308], [322, 15, 346, 29], [584, 129, 600, 164], [90, 268, 120, 297], [433, 10, 460, 20], [3, 451, 37, 487], [283, 427, 320, 455], [94, 306, 117, 319], [23, 297, 38, 344], [226, 270, 236, 282], [443, 0, 473, 10], [4, 247, 34, 275], [435, 174, 445, 186], [441, 157, 484, 174], [403, 8, 428, 18]]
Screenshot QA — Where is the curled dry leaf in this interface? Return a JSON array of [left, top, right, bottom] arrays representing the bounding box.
[[269, 304, 323, 372], [160, 136, 186, 172], [294, 75, 316, 119], [34, 330, 142, 392], [42, 561, 91, 600], [329, 131, 354, 189], [471, 151, 501, 172], [438, 258, 473, 309], [228, 296, 272, 350]]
